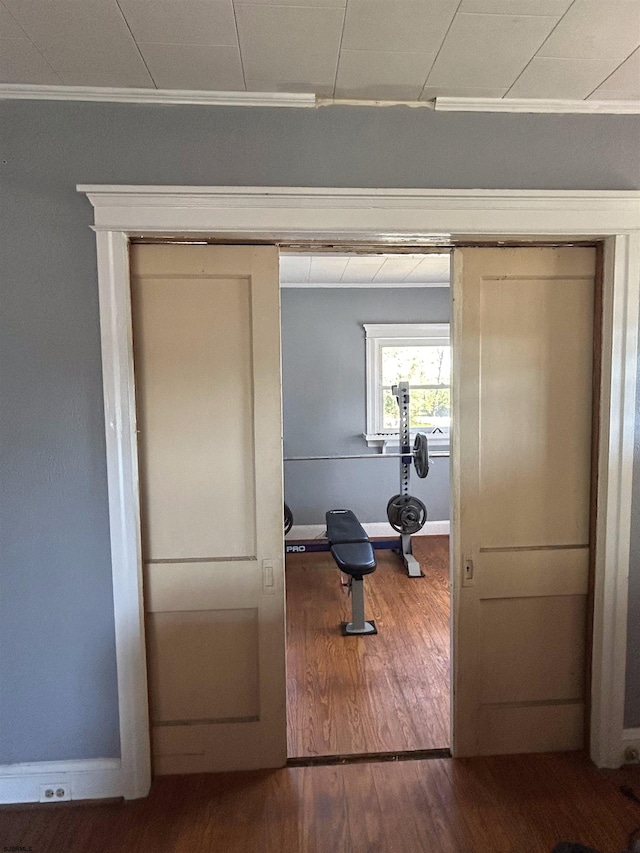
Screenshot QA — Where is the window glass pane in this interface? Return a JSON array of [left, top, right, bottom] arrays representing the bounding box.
[[381, 345, 450, 386], [383, 388, 451, 430]]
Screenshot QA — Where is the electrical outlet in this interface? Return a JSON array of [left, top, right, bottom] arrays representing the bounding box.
[[40, 784, 71, 803], [624, 745, 640, 763]]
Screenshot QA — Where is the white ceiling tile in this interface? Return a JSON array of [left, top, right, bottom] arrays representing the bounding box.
[[341, 0, 458, 54], [404, 256, 451, 282], [336, 50, 432, 100], [340, 257, 386, 282], [0, 2, 25, 37], [4, 0, 153, 85], [0, 37, 60, 82], [283, 254, 451, 286], [37, 39, 153, 86], [589, 47, 640, 99], [420, 84, 508, 99], [426, 13, 558, 88], [589, 87, 640, 100], [118, 0, 237, 46], [138, 43, 244, 90], [538, 0, 640, 60], [280, 255, 311, 283], [507, 56, 622, 98], [373, 257, 421, 282], [5, 0, 125, 43], [245, 78, 333, 95], [459, 0, 571, 14], [309, 255, 349, 282], [55, 69, 151, 87], [236, 5, 343, 85]]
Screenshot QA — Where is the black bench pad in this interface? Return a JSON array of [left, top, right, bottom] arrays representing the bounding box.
[[326, 509, 377, 578], [330, 542, 376, 577], [326, 509, 369, 544]]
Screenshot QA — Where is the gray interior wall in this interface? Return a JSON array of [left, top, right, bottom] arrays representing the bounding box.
[[282, 287, 450, 525], [2, 101, 640, 765]]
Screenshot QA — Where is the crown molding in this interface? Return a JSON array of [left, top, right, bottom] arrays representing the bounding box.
[[1, 87, 638, 113], [317, 97, 434, 109], [434, 97, 640, 114], [280, 280, 449, 288], [0, 84, 316, 108]]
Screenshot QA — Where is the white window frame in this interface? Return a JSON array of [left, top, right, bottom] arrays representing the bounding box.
[[364, 323, 451, 450]]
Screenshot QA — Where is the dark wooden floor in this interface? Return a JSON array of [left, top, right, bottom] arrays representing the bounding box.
[[286, 535, 450, 757], [2, 754, 640, 852]]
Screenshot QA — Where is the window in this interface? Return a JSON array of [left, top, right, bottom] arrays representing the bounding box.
[[364, 323, 450, 450]]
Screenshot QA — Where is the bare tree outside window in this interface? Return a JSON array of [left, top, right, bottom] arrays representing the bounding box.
[[381, 345, 451, 430]]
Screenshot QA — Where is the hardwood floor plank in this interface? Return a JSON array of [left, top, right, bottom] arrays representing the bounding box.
[[286, 536, 451, 757], [1, 755, 640, 853]]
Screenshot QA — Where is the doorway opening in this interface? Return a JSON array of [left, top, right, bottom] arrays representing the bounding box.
[[280, 250, 453, 760]]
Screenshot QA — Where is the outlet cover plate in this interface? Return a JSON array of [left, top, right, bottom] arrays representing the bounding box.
[[40, 784, 71, 803]]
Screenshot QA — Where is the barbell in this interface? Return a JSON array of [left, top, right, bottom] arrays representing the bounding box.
[[284, 432, 430, 479]]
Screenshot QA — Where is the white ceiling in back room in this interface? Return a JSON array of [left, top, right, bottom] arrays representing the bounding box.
[[279, 253, 451, 287], [0, 0, 638, 103]]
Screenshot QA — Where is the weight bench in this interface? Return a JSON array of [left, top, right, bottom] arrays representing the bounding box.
[[326, 509, 377, 636]]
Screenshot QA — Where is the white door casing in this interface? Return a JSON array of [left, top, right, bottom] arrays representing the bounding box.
[[79, 187, 640, 799]]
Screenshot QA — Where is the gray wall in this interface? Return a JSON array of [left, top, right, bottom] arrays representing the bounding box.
[[2, 101, 640, 765], [281, 287, 450, 525]]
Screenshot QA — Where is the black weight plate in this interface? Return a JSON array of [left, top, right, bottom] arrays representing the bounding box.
[[386, 494, 427, 534], [413, 432, 430, 479]]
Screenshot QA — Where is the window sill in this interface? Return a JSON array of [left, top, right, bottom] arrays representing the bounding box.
[[364, 432, 450, 456]]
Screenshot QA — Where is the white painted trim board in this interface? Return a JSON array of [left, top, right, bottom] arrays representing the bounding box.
[[3, 86, 639, 113], [0, 759, 121, 805], [77, 185, 640, 800], [280, 280, 449, 288], [0, 84, 314, 108], [434, 97, 640, 114], [287, 521, 450, 540], [623, 728, 640, 761]]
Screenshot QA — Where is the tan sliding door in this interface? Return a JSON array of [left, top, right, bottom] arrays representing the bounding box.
[[453, 246, 596, 756], [131, 244, 285, 774]]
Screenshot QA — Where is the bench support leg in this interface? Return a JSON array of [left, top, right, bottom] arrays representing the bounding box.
[[342, 578, 377, 636]]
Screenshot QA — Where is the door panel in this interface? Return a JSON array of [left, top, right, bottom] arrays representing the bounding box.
[[131, 244, 285, 774], [479, 596, 586, 704], [146, 609, 260, 722], [477, 274, 593, 547], [453, 246, 595, 756], [133, 273, 256, 560], [477, 703, 585, 755]]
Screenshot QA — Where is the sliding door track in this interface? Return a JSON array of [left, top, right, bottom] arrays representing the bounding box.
[[287, 747, 451, 768]]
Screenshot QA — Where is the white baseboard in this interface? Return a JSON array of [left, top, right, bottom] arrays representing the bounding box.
[[0, 758, 122, 804], [286, 520, 450, 540], [622, 728, 640, 763]]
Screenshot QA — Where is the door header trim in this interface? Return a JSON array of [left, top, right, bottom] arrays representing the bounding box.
[[78, 186, 640, 239]]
